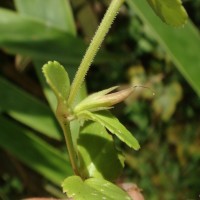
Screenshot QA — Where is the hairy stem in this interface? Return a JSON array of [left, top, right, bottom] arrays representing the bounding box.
[[68, 0, 125, 105], [56, 103, 79, 175], [62, 122, 79, 175]]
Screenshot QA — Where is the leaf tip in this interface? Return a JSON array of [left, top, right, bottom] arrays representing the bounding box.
[[42, 61, 56, 74], [134, 143, 140, 151], [129, 139, 140, 151]]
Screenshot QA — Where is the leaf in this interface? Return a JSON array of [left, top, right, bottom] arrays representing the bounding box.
[[146, 0, 188, 27], [0, 8, 85, 66], [71, 0, 98, 39], [128, 0, 200, 96], [15, 0, 85, 152], [14, 0, 76, 35], [0, 8, 126, 66], [42, 61, 70, 101], [35, 62, 84, 147], [0, 116, 72, 185], [13, 0, 80, 111], [0, 77, 61, 139], [78, 111, 140, 150], [152, 82, 183, 121], [62, 176, 131, 200], [78, 121, 124, 180]]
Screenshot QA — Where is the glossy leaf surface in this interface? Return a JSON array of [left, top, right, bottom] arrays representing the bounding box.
[[62, 176, 131, 200], [78, 122, 124, 180]]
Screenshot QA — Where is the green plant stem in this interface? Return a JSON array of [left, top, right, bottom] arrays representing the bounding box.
[[56, 103, 79, 175], [68, 0, 125, 105], [62, 122, 79, 175]]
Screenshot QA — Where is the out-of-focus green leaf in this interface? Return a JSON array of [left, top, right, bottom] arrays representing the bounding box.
[[78, 122, 124, 180], [128, 0, 200, 96], [125, 101, 149, 131], [0, 77, 61, 139], [152, 82, 183, 121], [15, 0, 77, 111], [43, 61, 70, 101], [16, 0, 86, 148], [78, 110, 140, 150], [0, 8, 85, 66], [146, 0, 188, 26], [62, 176, 131, 200], [14, 0, 77, 107], [71, 0, 98, 39], [14, 0, 76, 34], [0, 8, 126, 66], [0, 116, 72, 185], [166, 124, 187, 166]]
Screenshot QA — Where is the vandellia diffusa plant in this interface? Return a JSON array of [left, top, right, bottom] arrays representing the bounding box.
[[42, 0, 188, 199]]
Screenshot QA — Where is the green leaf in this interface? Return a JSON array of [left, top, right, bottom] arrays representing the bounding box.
[[78, 121, 124, 180], [14, 0, 76, 35], [35, 62, 84, 147], [0, 8, 126, 66], [0, 8, 85, 66], [42, 61, 70, 101], [0, 77, 61, 139], [146, 0, 188, 26], [70, 0, 98, 38], [78, 110, 140, 150], [0, 116, 72, 185], [15, 0, 85, 152], [62, 176, 131, 200], [152, 82, 183, 121], [13, 0, 82, 112], [128, 0, 200, 96]]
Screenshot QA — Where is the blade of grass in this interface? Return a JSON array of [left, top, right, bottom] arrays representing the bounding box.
[[0, 77, 61, 140], [0, 116, 73, 185]]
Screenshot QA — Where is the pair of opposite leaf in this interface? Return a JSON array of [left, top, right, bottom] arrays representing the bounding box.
[[147, 0, 188, 27], [43, 61, 140, 151]]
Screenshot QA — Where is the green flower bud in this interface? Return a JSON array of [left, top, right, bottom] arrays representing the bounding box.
[[74, 86, 133, 113]]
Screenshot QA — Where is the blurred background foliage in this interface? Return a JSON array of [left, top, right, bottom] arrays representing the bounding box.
[[0, 0, 200, 199]]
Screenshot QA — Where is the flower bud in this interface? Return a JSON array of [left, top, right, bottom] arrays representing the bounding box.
[[74, 86, 134, 113]]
